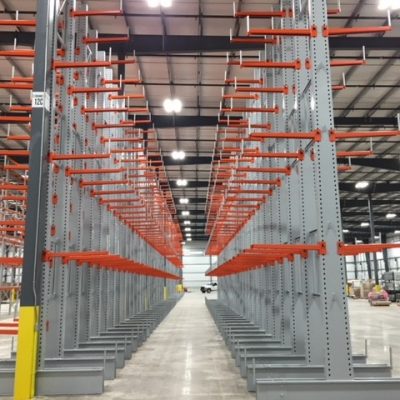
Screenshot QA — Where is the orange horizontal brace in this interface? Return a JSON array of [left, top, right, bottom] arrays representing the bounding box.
[[109, 94, 145, 100], [93, 121, 136, 129], [323, 25, 391, 37], [222, 94, 259, 100], [237, 166, 291, 175], [82, 107, 127, 113], [222, 106, 279, 113], [11, 77, 33, 83], [53, 61, 111, 69], [65, 167, 126, 176], [80, 179, 129, 187], [235, 10, 286, 18], [0, 257, 23, 266], [101, 137, 142, 143], [336, 150, 373, 158], [103, 79, 142, 85], [3, 164, 29, 171], [0, 150, 30, 156], [0, 184, 28, 191], [338, 242, 400, 256], [69, 86, 120, 95], [245, 150, 304, 160], [0, 116, 31, 123], [0, 49, 35, 58], [0, 19, 36, 26], [0, 227, 25, 233], [236, 86, 289, 95], [83, 36, 129, 44], [70, 9, 123, 17], [252, 129, 321, 142], [0, 220, 25, 226], [231, 38, 277, 44], [0, 83, 33, 90], [111, 148, 144, 154], [248, 26, 317, 37], [330, 130, 400, 142], [4, 135, 31, 141], [91, 189, 136, 196], [241, 59, 301, 70], [225, 79, 263, 84], [230, 189, 273, 195], [330, 60, 365, 67], [49, 153, 111, 161], [0, 195, 27, 201], [0, 329, 18, 335], [9, 105, 33, 112]]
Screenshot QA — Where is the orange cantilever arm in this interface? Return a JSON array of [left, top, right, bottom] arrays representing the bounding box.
[[236, 86, 289, 95], [323, 25, 391, 37], [0, 116, 31, 123], [0, 257, 24, 266], [0, 50, 35, 58], [0, 83, 33, 90], [83, 36, 129, 44], [0, 19, 36, 26], [336, 150, 373, 158], [248, 26, 317, 37], [49, 153, 111, 161], [0, 150, 30, 156], [65, 167, 126, 176], [235, 10, 286, 18], [53, 61, 111, 69], [70, 9, 123, 17], [330, 129, 400, 142], [241, 60, 301, 70], [221, 106, 279, 113], [80, 179, 129, 188], [338, 242, 400, 256], [0, 184, 28, 191], [330, 60, 365, 68]]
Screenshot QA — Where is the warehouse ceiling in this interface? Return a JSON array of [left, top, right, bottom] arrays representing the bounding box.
[[0, 0, 399, 243]]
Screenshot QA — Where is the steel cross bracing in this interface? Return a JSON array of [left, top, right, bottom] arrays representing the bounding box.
[[205, 1, 400, 399], [0, 0, 183, 398]]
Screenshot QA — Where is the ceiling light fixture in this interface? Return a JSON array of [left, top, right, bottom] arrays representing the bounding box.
[[182, 211, 190, 216], [179, 198, 189, 204], [395, 230, 400, 234], [184, 227, 191, 232], [360, 222, 370, 227], [386, 213, 397, 219], [187, 238, 192, 242], [343, 229, 350, 233], [186, 233, 192, 237], [171, 150, 185, 160], [176, 179, 188, 187], [378, 0, 400, 10], [163, 98, 183, 113], [184, 220, 191, 225], [355, 181, 369, 189]]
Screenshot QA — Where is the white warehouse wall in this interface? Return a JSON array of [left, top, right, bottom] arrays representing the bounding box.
[[182, 241, 217, 288]]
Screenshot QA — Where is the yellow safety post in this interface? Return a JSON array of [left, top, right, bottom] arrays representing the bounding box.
[[14, 307, 39, 399]]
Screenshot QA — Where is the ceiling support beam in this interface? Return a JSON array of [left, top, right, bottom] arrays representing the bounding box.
[[1, 32, 400, 53]]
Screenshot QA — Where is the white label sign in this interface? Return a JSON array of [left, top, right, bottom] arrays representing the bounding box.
[[32, 92, 50, 111]]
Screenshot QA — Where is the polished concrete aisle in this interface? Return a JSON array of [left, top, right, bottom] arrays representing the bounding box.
[[52, 292, 255, 400]]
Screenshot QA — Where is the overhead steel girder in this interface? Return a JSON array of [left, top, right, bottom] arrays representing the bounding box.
[[1, 32, 399, 52], [338, 158, 400, 173], [147, 115, 398, 128], [339, 182, 400, 193], [340, 199, 400, 208]]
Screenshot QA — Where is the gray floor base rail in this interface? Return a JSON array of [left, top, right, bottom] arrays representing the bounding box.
[[0, 296, 182, 396], [206, 298, 399, 400]]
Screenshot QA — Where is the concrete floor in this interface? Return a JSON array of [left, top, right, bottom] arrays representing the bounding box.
[[1, 293, 400, 399]]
